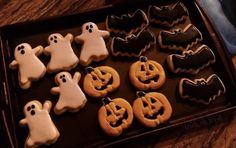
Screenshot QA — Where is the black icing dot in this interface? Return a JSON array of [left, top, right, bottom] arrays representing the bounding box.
[[89, 29, 92, 33], [27, 106, 31, 111], [86, 25, 89, 30], [31, 110, 35, 116], [21, 45, 24, 49], [20, 50, 25, 55], [50, 37, 53, 41], [60, 75, 63, 79], [54, 36, 57, 39], [63, 74, 65, 77], [54, 40, 57, 43], [62, 78, 66, 83], [90, 25, 93, 28], [31, 105, 35, 109], [17, 47, 21, 51]]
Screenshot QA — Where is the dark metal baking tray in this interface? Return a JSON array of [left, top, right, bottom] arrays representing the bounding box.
[[1, 0, 236, 147]]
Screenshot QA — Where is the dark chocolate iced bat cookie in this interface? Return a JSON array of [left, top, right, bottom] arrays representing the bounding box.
[[111, 29, 156, 57], [148, 2, 189, 27], [106, 9, 149, 35], [167, 45, 215, 74], [158, 24, 203, 51], [179, 74, 226, 105]]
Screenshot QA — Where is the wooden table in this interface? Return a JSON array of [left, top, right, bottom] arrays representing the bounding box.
[[0, 0, 236, 147]]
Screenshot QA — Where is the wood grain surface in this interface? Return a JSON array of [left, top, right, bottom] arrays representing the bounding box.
[[0, 0, 236, 147]]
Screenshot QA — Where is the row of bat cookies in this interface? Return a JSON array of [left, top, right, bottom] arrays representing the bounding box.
[[9, 22, 110, 89]]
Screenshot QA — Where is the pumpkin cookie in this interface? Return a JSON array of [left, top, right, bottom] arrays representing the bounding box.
[[133, 91, 172, 128], [83, 66, 120, 98], [98, 97, 133, 136], [129, 56, 166, 90]]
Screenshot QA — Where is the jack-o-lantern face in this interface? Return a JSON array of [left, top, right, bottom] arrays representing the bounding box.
[[133, 91, 172, 128], [129, 56, 166, 90], [98, 97, 133, 136], [83, 66, 120, 98]]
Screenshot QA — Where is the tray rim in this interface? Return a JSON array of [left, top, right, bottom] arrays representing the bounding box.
[[0, 1, 236, 147]]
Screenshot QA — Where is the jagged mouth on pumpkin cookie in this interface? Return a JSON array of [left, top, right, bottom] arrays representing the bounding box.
[[95, 77, 113, 90], [144, 106, 164, 119], [109, 111, 128, 127], [138, 75, 160, 84]]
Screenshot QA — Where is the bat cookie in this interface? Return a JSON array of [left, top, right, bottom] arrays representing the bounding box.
[[19, 100, 60, 148], [167, 45, 215, 74], [44, 33, 79, 73], [51, 71, 87, 115], [106, 9, 149, 35], [148, 2, 189, 27], [158, 24, 203, 51], [111, 29, 156, 57], [75, 22, 110, 66], [179, 74, 226, 105], [9, 43, 46, 89]]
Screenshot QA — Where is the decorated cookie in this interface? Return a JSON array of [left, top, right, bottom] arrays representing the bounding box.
[[158, 24, 203, 51], [9, 43, 46, 89], [51, 71, 87, 115], [19, 100, 60, 147], [179, 74, 226, 105], [75, 22, 109, 66], [129, 56, 166, 90], [98, 97, 133, 136], [148, 2, 189, 27], [133, 91, 172, 128], [83, 66, 120, 98], [106, 9, 149, 35], [44, 33, 79, 73], [167, 45, 215, 74], [111, 29, 156, 57]]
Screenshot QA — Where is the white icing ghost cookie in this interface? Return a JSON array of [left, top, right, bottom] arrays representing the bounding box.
[[75, 22, 110, 66], [9, 43, 46, 89], [19, 100, 60, 148], [51, 71, 87, 115], [44, 33, 79, 73]]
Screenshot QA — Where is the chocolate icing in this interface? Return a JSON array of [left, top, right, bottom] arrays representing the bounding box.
[[169, 45, 215, 74], [159, 24, 203, 51], [148, 2, 189, 27], [180, 74, 225, 104], [111, 29, 155, 57], [106, 9, 149, 34]]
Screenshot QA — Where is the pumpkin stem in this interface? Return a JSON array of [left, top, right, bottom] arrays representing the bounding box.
[[136, 91, 146, 97], [140, 56, 148, 62], [85, 66, 94, 73], [102, 97, 112, 105]]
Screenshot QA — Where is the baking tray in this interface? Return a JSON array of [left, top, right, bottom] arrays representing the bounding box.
[[1, 0, 236, 147]]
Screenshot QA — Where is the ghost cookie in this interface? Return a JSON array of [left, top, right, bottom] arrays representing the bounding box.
[[129, 56, 166, 90], [98, 97, 133, 136], [44, 33, 79, 73], [75, 22, 110, 66], [83, 66, 120, 98], [19, 100, 60, 148], [133, 91, 172, 128], [51, 71, 87, 115], [179, 74, 226, 104], [9, 43, 46, 89]]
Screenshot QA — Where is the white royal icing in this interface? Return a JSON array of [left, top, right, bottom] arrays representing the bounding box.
[[44, 33, 79, 73], [9, 43, 46, 89], [51, 71, 87, 114], [75, 22, 110, 66], [19, 100, 60, 147]]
